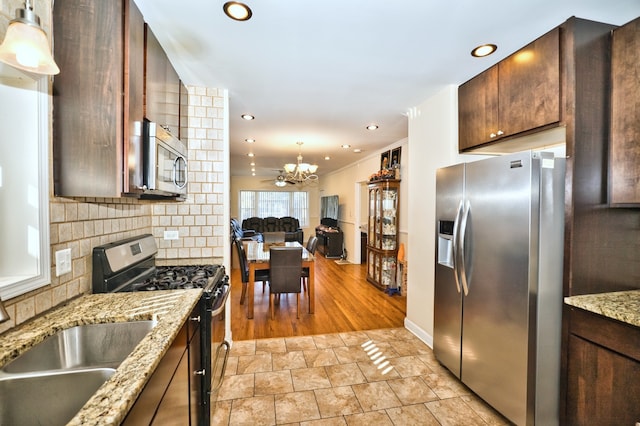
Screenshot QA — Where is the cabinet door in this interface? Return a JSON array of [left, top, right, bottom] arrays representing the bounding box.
[[458, 66, 499, 150], [566, 334, 640, 425], [498, 27, 560, 137], [609, 17, 640, 205]]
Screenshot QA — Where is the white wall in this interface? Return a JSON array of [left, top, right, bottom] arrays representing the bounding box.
[[404, 85, 490, 346]]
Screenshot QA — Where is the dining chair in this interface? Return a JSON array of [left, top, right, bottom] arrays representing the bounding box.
[[301, 236, 318, 291], [268, 246, 303, 319], [235, 240, 270, 305]]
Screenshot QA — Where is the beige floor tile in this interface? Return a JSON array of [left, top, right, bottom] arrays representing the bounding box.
[[332, 345, 371, 364], [422, 371, 471, 399], [388, 339, 433, 356], [218, 373, 255, 401], [256, 337, 287, 354], [338, 331, 370, 346], [366, 341, 400, 359], [224, 355, 239, 376], [385, 404, 441, 425], [255, 370, 294, 396], [272, 350, 307, 371], [325, 363, 366, 387], [314, 386, 363, 418], [365, 329, 398, 342], [461, 394, 511, 425], [237, 353, 273, 374], [344, 410, 393, 425], [313, 333, 347, 349], [301, 417, 347, 426], [211, 399, 232, 425], [426, 397, 488, 426], [275, 390, 321, 423], [386, 376, 439, 405], [230, 339, 256, 356], [291, 366, 332, 391], [356, 360, 400, 382], [351, 381, 402, 411], [391, 355, 433, 378], [304, 348, 340, 367], [285, 335, 318, 351], [229, 395, 276, 425]]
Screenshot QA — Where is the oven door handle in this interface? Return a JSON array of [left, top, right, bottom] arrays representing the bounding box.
[[210, 340, 230, 392]]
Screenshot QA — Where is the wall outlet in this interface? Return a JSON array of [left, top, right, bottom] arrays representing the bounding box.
[[164, 230, 179, 240], [55, 248, 72, 277]]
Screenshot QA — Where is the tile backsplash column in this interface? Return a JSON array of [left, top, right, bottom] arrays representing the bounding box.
[[153, 86, 227, 260]]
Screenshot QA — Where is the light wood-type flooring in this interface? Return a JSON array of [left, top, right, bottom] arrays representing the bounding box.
[[229, 252, 407, 341]]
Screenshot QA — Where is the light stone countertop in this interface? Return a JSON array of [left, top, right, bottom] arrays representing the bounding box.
[[0, 290, 202, 425], [564, 290, 640, 328]]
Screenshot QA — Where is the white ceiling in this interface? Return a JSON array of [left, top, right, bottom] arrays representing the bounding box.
[[135, 0, 640, 179]]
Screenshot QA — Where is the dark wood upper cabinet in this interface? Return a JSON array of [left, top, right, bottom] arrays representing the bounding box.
[[459, 27, 560, 151], [609, 17, 640, 206], [53, 0, 145, 197], [144, 25, 181, 136]]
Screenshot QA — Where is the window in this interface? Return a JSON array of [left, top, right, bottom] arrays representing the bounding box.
[[0, 64, 51, 299], [239, 190, 309, 227]]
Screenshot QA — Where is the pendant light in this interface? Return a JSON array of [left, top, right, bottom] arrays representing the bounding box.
[[0, 0, 60, 75]]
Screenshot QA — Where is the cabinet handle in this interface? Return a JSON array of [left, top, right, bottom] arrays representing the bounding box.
[[489, 132, 497, 138], [497, 130, 504, 136], [194, 369, 206, 376], [190, 315, 201, 322]]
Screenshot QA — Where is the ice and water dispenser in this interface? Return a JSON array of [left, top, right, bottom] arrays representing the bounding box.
[[437, 220, 455, 268]]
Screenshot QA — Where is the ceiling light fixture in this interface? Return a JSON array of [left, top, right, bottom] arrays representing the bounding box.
[[471, 43, 497, 57], [245, 138, 255, 143], [241, 114, 254, 120], [366, 124, 379, 130], [223, 2, 253, 21], [341, 144, 351, 149], [283, 141, 318, 184], [0, 0, 60, 75], [353, 148, 362, 153]]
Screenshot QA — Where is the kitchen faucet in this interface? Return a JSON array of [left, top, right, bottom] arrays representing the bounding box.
[[0, 297, 10, 323]]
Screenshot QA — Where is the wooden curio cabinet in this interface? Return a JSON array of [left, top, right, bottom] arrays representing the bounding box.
[[367, 179, 400, 290]]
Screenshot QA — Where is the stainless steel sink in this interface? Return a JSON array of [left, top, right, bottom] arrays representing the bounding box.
[[0, 368, 115, 425], [2, 320, 156, 373]]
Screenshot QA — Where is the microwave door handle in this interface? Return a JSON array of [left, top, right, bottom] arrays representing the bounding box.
[[172, 155, 188, 189]]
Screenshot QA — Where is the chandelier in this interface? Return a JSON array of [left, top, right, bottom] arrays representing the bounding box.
[[282, 141, 318, 184]]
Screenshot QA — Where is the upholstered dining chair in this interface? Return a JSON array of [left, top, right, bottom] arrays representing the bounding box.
[[235, 239, 270, 305], [268, 246, 303, 319], [301, 236, 318, 291]]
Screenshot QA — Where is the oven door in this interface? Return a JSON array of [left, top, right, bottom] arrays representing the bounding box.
[[204, 285, 230, 424]]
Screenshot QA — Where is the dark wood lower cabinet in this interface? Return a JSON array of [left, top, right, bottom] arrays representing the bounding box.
[[123, 305, 201, 425], [565, 307, 640, 425]]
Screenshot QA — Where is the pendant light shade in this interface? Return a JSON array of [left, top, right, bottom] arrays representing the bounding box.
[[0, 1, 60, 75]]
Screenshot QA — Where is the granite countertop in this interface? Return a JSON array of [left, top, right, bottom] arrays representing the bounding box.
[[564, 290, 640, 328], [0, 290, 202, 425]]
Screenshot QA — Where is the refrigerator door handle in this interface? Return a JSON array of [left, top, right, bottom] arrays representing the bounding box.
[[459, 200, 470, 296], [452, 201, 464, 294]]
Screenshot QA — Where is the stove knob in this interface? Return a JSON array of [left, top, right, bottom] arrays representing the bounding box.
[[194, 369, 206, 376], [190, 315, 201, 323]]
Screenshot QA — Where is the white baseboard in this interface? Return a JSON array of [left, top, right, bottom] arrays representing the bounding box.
[[404, 318, 433, 349]]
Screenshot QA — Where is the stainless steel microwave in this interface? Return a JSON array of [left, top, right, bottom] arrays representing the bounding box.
[[142, 121, 188, 199]]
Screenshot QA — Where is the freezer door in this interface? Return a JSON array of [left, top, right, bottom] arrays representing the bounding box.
[[460, 151, 536, 425], [433, 163, 465, 378]]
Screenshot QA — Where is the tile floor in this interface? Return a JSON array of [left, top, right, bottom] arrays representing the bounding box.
[[212, 328, 511, 425]]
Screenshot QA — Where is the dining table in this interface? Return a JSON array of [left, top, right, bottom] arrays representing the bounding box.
[[243, 241, 315, 319]]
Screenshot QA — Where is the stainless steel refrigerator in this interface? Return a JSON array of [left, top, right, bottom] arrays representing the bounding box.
[[434, 151, 564, 426]]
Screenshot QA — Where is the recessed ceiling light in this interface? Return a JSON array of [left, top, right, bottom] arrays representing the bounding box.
[[324, 156, 331, 160], [366, 124, 378, 130], [247, 153, 254, 157], [471, 44, 497, 57], [223, 2, 252, 21], [241, 114, 255, 120], [250, 162, 255, 166], [245, 138, 255, 143], [341, 144, 351, 149], [353, 148, 362, 153]]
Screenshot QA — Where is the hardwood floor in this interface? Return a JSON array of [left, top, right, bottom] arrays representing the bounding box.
[[229, 252, 407, 341]]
